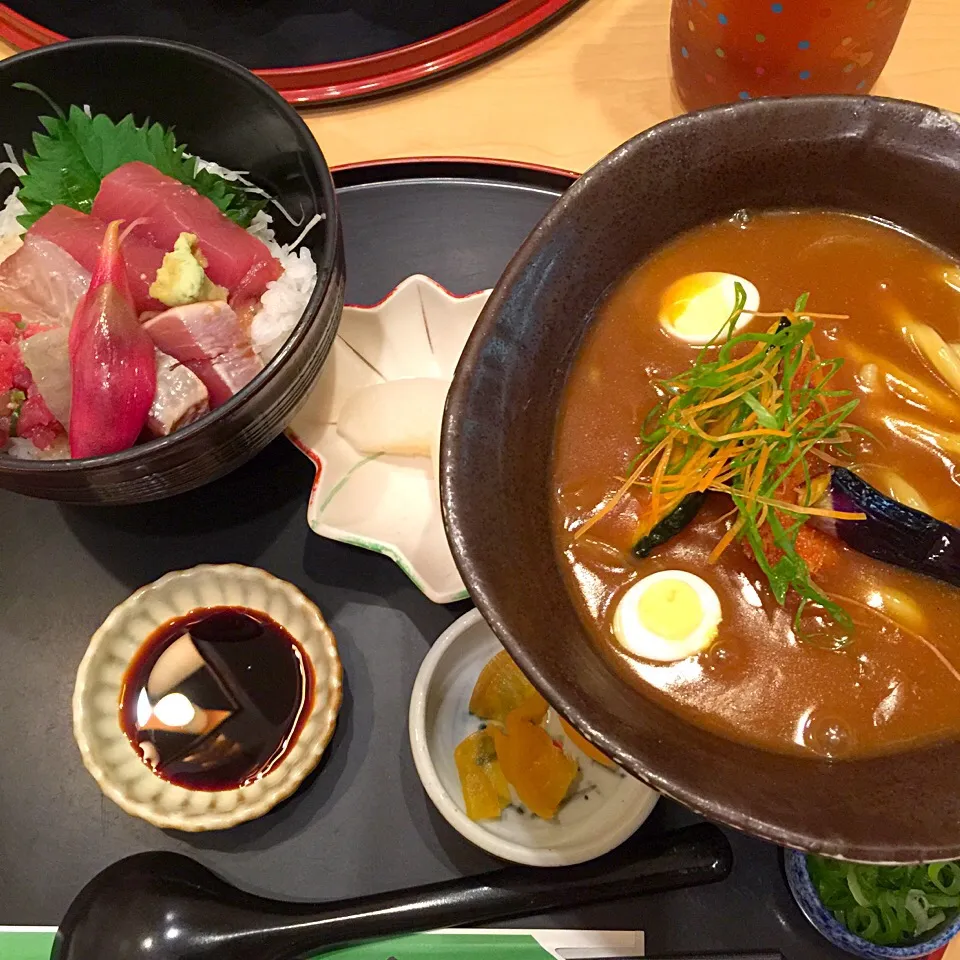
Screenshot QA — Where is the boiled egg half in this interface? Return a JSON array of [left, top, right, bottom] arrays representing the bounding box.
[[659, 272, 759, 344], [613, 570, 722, 662]]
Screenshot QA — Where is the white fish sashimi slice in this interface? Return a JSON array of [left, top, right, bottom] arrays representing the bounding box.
[[337, 378, 450, 458], [0, 234, 90, 328], [146, 351, 210, 437], [18, 327, 71, 426]]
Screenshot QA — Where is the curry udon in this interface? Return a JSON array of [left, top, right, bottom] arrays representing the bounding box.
[[553, 210, 960, 759]]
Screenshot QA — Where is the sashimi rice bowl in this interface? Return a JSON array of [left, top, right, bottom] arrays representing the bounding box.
[[0, 87, 322, 463]]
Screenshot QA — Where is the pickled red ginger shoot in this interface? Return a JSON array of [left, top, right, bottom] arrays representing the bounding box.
[[68, 219, 156, 458]]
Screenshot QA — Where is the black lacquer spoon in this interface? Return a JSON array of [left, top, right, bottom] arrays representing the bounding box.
[[52, 822, 732, 960]]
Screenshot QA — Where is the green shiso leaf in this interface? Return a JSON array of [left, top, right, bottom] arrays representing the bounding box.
[[11, 84, 266, 230]]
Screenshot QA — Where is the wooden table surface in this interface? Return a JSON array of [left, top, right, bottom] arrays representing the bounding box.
[[0, 0, 958, 174]]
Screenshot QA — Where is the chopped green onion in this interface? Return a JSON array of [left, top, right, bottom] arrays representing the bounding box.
[[808, 854, 960, 946], [930, 861, 960, 896], [7, 388, 25, 437]]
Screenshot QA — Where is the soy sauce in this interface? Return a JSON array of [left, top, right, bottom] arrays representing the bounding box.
[[120, 606, 314, 791]]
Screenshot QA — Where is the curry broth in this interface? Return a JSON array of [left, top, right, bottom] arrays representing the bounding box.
[[553, 210, 960, 758]]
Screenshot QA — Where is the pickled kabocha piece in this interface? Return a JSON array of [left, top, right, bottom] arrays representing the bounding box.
[[490, 710, 580, 820], [68, 220, 157, 458], [144, 301, 263, 408], [469, 649, 547, 723], [93, 162, 281, 299], [454, 729, 511, 820], [455, 650, 620, 822], [509, 694, 553, 723], [814, 467, 960, 587], [30, 205, 166, 313]]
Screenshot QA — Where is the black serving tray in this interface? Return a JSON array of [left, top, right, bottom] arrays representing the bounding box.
[[0, 159, 848, 959]]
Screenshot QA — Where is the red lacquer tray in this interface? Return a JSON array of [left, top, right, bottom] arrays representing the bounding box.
[[0, 0, 586, 105]]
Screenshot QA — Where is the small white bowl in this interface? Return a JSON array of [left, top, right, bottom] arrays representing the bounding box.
[[409, 608, 659, 866], [288, 275, 490, 604], [73, 564, 342, 832]]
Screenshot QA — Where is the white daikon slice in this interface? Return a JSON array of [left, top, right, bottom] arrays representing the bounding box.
[[337, 378, 450, 458]]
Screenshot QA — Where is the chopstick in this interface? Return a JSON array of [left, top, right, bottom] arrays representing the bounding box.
[[593, 953, 785, 960]]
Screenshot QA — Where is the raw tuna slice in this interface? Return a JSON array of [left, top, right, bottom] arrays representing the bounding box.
[[146, 352, 210, 437], [0, 235, 90, 329], [93, 162, 281, 298], [144, 301, 263, 408], [31, 205, 166, 313]]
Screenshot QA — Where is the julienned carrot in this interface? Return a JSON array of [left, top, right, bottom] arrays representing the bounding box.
[[584, 294, 863, 634], [709, 516, 743, 562], [573, 436, 669, 539]]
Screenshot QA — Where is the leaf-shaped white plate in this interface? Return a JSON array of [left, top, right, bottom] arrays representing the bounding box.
[[288, 275, 490, 604]]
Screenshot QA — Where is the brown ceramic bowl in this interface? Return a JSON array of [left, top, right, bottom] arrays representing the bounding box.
[[0, 38, 343, 504], [443, 95, 960, 862]]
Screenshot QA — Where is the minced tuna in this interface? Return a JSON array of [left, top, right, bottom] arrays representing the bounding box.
[[0, 311, 65, 451]]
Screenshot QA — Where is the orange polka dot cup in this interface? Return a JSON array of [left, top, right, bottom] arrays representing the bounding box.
[[671, 0, 911, 111]]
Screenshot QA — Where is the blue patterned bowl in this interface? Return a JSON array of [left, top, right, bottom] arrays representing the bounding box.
[[784, 849, 960, 959]]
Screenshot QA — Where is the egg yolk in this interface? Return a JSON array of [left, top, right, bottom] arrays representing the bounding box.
[[660, 272, 736, 340], [637, 579, 704, 642]]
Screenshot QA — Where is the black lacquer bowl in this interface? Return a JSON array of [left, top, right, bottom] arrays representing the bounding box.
[[0, 37, 344, 504], [443, 95, 960, 862]]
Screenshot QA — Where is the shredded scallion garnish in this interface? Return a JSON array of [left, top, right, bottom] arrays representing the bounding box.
[[578, 284, 866, 637]]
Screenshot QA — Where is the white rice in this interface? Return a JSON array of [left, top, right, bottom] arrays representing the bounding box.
[[0, 158, 320, 458], [245, 207, 318, 363], [6, 434, 69, 460]]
